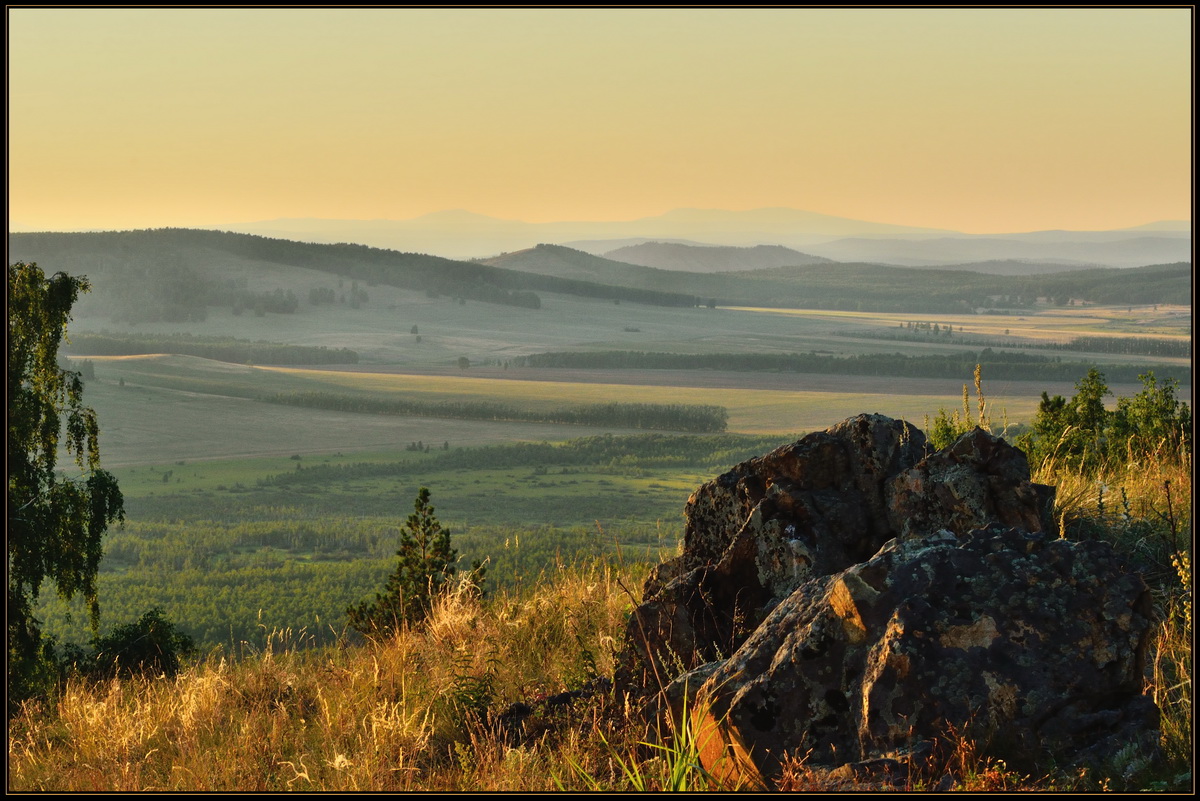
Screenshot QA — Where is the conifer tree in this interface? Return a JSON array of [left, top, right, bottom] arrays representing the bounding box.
[[347, 487, 483, 638]]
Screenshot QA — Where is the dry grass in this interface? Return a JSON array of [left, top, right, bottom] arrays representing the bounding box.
[[9, 452, 1192, 791], [7, 563, 649, 792]]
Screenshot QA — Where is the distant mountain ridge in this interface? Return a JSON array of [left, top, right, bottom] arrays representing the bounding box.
[[602, 242, 834, 273], [217, 207, 953, 260], [215, 208, 1190, 268], [8, 229, 1191, 324], [802, 235, 1192, 269]]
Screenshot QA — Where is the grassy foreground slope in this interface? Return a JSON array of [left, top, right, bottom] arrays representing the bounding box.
[[10, 447, 1192, 792]]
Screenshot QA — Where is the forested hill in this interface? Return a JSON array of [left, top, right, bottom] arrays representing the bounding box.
[[601, 242, 834, 272], [8, 230, 1191, 325], [477, 244, 1190, 312], [480, 244, 704, 290], [7, 229, 702, 321], [727, 261, 1192, 310]]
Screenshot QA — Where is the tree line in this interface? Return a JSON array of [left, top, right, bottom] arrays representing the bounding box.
[[64, 332, 360, 365], [841, 329, 1190, 358], [259, 433, 781, 491], [259, 391, 729, 432], [511, 349, 1190, 385]]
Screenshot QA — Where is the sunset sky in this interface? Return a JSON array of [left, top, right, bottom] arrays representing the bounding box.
[[8, 8, 1192, 234]]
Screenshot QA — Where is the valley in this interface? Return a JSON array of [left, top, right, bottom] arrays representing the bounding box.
[[10, 228, 1190, 653]]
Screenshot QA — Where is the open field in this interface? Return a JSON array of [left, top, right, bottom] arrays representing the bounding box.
[[726, 303, 1193, 340], [68, 362, 654, 467], [64, 279, 1187, 473], [69, 352, 1178, 468], [37, 433, 793, 649]]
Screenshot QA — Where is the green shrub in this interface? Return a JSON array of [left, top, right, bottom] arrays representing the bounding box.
[[87, 608, 196, 678], [1021, 370, 1191, 474]]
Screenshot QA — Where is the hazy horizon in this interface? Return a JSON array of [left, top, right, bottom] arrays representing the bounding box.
[[9, 8, 1192, 235], [9, 205, 1193, 237]]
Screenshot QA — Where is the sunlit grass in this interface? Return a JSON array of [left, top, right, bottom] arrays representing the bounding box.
[[726, 304, 1192, 341], [9, 563, 652, 792], [12, 444, 1194, 792], [1035, 448, 1192, 788]]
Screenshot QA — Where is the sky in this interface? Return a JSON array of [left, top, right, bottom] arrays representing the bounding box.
[[7, 8, 1193, 234]]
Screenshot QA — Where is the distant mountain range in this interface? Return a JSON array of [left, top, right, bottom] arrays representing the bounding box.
[[210, 208, 1191, 268]]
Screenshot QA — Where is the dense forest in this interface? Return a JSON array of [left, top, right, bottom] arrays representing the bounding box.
[[261, 391, 729, 433]]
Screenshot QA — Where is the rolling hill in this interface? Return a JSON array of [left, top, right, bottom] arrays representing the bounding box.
[[803, 234, 1192, 268], [601, 242, 834, 272], [9, 230, 1192, 329]]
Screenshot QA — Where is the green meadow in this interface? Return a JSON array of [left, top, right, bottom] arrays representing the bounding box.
[[37, 433, 786, 649]]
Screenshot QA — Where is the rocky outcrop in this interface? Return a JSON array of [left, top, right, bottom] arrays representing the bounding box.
[[616, 414, 1157, 786], [617, 415, 1053, 689]]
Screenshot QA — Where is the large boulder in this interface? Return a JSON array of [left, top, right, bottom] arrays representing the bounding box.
[[690, 526, 1156, 785], [615, 415, 1157, 786], [886, 426, 1055, 538], [616, 415, 1054, 690]]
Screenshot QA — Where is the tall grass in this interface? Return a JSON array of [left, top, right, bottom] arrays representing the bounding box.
[[7, 562, 657, 792], [9, 448, 1193, 791]]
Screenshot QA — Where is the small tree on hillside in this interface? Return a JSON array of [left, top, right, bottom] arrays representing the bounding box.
[[347, 487, 484, 638]]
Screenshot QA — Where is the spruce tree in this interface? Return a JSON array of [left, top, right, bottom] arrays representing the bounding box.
[[347, 487, 483, 638]]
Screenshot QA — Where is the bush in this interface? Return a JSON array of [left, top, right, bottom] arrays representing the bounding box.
[[926, 364, 990, 450], [85, 608, 196, 679], [1021, 370, 1191, 474]]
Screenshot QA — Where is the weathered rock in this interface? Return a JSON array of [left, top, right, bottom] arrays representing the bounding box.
[[616, 415, 1054, 691], [886, 426, 1056, 538], [614, 414, 1157, 786], [689, 526, 1157, 785]]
